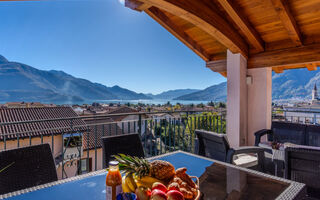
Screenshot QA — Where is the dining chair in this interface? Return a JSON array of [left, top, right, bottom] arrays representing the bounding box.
[[0, 144, 58, 195], [101, 133, 145, 168], [285, 147, 320, 199], [195, 129, 266, 172]]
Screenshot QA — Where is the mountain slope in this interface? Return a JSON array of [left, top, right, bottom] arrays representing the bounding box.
[[0, 55, 151, 103], [174, 68, 320, 102], [272, 68, 320, 100], [150, 89, 200, 99], [108, 85, 151, 100], [174, 82, 227, 101]]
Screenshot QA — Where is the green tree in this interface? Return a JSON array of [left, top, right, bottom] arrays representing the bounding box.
[[218, 102, 226, 108]]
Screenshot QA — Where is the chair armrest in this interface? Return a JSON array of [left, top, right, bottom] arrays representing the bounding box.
[[194, 138, 199, 155], [226, 146, 266, 171], [233, 146, 266, 154], [254, 129, 273, 146]]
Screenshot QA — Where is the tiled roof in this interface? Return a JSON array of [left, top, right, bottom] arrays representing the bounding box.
[[107, 106, 138, 121], [82, 118, 123, 150], [0, 107, 88, 140]]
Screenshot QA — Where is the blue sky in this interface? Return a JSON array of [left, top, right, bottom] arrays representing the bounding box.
[[0, 0, 225, 94]]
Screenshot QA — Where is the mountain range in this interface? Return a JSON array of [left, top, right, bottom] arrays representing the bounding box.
[[0, 54, 318, 104], [174, 68, 319, 102], [0, 55, 151, 103]]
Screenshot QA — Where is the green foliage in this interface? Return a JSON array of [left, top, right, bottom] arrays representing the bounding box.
[[149, 112, 226, 154], [64, 136, 81, 147], [207, 101, 215, 106], [218, 102, 226, 108]]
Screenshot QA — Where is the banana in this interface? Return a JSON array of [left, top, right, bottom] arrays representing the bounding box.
[[125, 174, 138, 192], [122, 177, 132, 193], [134, 176, 162, 189]]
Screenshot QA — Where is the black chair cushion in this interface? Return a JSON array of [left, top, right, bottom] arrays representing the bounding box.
[[305, 124, 320, 147], [0, 144, 58, 195], [195, 130, 230, 162], [271, 122, 306, 145], [101, 133, 145, 168], [285, 147, 320, 198]]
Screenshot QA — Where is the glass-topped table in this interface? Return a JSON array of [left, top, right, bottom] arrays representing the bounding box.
[[0, 151, 306, 200]]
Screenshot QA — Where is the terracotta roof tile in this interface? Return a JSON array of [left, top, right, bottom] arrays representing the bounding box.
[[107, 106, 138, 121], [0, 107, 88, 140]]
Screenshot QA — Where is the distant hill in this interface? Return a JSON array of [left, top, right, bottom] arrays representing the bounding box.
[[149, 89, 200, 100], [174, 68, 320, 102], [174, 82, 227, 101], [0, 55, 151, 103]]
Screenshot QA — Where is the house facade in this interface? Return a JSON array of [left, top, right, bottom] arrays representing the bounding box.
[[0, 107, 88, 180]]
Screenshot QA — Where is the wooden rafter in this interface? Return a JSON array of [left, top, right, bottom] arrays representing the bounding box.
[[270, 0, 302, 46], [145, 7, 210, 61], [134, 0, 248, 57], [206, 60, 226, 73], [248, 43, 320, 69], [219, 72, 227, 77], [306, 63, 318, 71], [216, 0, 264, 52], [273, 66, 284, 73], [125, 0, 150, 12]]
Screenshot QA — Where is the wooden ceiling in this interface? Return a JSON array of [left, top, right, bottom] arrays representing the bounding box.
[[125, 0, 320, 76]]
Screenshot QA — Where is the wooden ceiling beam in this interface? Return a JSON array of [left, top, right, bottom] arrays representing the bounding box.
[[306, 63, 318, 71], [270, 0, 302, 46], [125, 0, 150, 12], [145, 7, 210, 61], [248, 43, 320, 69], [206, 60, 226, 73], [216, 0, 264, 52], [219, 72, 227, 77], [135, 0, 248, 57], [273, 66, 284, 73]]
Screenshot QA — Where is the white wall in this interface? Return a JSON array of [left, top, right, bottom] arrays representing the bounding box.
[[226, 50, 248, 147], [247, 68, 272, 145]]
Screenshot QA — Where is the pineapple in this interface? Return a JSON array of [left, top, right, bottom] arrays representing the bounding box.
[[114, 154, 175, 181]]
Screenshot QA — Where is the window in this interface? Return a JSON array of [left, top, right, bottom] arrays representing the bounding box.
[[78, 158, 92, 174]]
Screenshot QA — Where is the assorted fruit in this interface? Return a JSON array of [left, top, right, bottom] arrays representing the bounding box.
[[115, 154, 199, 200]]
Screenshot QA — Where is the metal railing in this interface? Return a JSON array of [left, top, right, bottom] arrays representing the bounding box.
[[0, 110, 226, 179], [272, 107, 320, 124]]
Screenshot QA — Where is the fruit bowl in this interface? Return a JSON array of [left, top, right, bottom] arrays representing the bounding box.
[[190, 176, 200, 200], [123, 174, 200, 200], [115, 154, 200, 200]]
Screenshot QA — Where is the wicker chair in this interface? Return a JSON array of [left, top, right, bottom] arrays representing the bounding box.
[[285, 147, 320, 199], [254, 121, 307, 148], [195, 129, 266, 171], [0, 144, 58, 195], [101, 133, 145, 168]]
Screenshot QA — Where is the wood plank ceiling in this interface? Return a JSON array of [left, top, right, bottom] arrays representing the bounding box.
[[125, 0, 320, 76]]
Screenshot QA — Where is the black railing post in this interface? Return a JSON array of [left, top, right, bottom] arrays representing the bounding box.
[[138, 114, 142, 136]]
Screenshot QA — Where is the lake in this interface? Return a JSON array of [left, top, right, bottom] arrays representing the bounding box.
[[86, 99, 211, 105]]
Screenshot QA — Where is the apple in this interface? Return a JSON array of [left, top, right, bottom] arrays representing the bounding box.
[[135, 186, 151, 200], [151, 189, 167, 200], [167, 182, 180, 192], [167, 190, 184, 200], [152, 182, 167, 193]]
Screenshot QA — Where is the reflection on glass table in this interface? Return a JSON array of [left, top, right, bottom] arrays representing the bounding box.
[[1, 151, 306, 200]]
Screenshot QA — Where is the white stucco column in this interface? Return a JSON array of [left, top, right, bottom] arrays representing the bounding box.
[[247, 68, 272, 146], [226, 50, 248, 148]]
